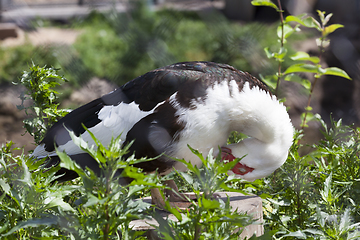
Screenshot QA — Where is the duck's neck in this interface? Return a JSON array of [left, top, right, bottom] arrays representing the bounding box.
[[226, 82, 293, 181]]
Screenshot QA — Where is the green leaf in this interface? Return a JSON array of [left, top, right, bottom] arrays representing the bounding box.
[[46, 197, 75, 212], [83, 194, 100, 207], [267, 198, 290, 206], [290, 51, 320, 64], [285, 15, 320, 29], [274, 47, 287, 60], [251, 0, 279, 11], [282, 230, 307, 239], [285, 15, 305, 25], [305, 106, 313, 111], [284, 63, 319, 74], [301, 112, 315, 128], [0, 179, 10, 194], [178, 171, 194, 186], [164, 201, 183, 221], [317, 10, 325, 23], [323, 13, 333, 26], [284, 74, 311, 90], [323, 67, 351, 80], [324, 24, 343, 37], [259, 74, 277, 90], [264, 47, 274, 59], [200, 196, 220, 209], [57, 149, 84, 176], [2, 216, 59, 236], [278, 23, 296, 40], [127, 185, 145, 197]]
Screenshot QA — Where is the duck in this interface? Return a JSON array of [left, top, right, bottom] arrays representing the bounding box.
[[32, 61, 294, 204]]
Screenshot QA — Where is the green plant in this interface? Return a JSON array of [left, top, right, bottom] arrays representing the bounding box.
[[251, 0, 351, 129], [15, 64, 70, 144], [152, 147, 255, 239], [72, 4, 292, 85], [0, 141, 78, 239], [0, 44, 60, 85], [252, 117, 360, 239], [244, 1, 359, 238], [54, 128, 161, 239]]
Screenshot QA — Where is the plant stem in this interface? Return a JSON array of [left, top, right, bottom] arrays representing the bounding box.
[[301, 76, 319, 130], [104, 176, 111, 239], [275, 0, 284, 96], [194, 213, 202, 240], [300, 31, 325, 130]]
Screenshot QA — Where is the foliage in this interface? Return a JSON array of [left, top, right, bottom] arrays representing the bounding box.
[[251, 0, 351, 129], [15, 65, 70, 144], [245, 1, 359, 238], [0, 135, 155, 239], [0, 44, 60, 84], [0, 117, 257, 239], [253, 118, 360, 239], [152, 147, 256, 239], [54, 128, 159, 239], [0, 1, 297, 88], [72, 3, 292, 86], [0, 141, 77, 239]]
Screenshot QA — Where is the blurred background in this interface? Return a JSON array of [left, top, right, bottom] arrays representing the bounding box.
[[0, 0, 359, 152]]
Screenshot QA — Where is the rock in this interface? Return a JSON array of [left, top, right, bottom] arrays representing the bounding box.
[[0, 84, 34, 153], [63, 77, 118, 107]]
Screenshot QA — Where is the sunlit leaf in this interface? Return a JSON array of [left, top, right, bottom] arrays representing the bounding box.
[[323, 67, 351, 80], [324, 24, 343, 37], [323, 13, 333, 26], [282, 230, 307, 239], [274, 47, 287, 60], [200, 196, 220, 209], [284, 63, 319, 74], [251, 0, 279, 11], [284, 73, 311, 90], [264, 47, 274, 59], [285, 15, 305, 25], [259, 74, 277, 90], [46, 197, 75, 212], [290, 51, 320, 64], [2, 216, 59, 236], [279, 23, 296, 39], [308, 17, 322, 31], [0, 179, 10, 194], [305, 106, 313, 111], [301, 112, 315, 128]]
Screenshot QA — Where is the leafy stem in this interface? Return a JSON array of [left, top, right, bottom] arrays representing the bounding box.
[[300, 11, 348, 129], [275, 0, 284, 95], [15, 64, 69, 144]]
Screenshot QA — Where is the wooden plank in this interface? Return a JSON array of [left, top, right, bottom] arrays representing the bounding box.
[[0, 23, 17, 40]]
